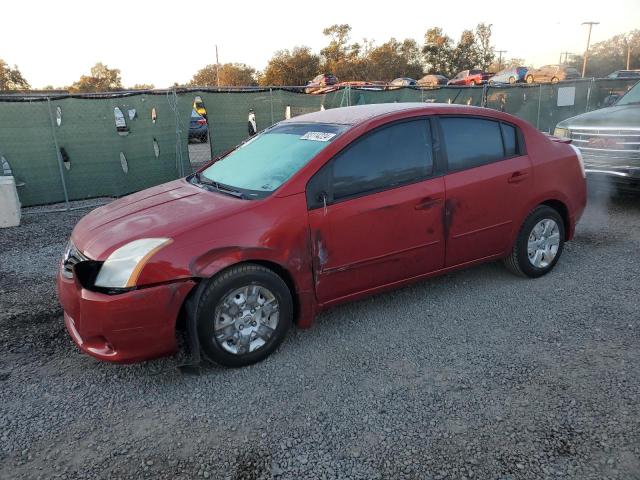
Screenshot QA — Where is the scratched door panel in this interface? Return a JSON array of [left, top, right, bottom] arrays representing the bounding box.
[[308, 177, 445, 304], [444, 155, 532, 266]]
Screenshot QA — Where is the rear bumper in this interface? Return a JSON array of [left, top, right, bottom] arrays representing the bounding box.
[[57, 272, 196, 363]]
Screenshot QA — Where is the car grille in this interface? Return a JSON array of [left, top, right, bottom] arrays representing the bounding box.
[[62, 242, 89, 279], [570, 128, 640, 170]]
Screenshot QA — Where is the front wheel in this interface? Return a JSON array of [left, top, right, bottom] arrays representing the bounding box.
[[551, 77, 559, 84], [504, 206, 565, 278], [508, 76, 516, 84], [526, 75, 534, 84], [469, 80, 476, 86], [196, 264, 293, 367]]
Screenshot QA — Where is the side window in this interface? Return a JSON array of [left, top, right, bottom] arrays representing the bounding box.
[[331, 119, 433, 201], [440, 117, 506, 171], [501, 123, 518, 157]]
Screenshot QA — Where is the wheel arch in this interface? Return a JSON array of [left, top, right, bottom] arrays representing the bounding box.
[[540, 199, 570, 240]]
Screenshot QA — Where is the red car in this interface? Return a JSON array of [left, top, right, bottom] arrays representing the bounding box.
[[58, 103, 587, 367], [447, 69, 491, 86]]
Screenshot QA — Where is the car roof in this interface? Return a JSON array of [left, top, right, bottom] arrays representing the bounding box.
[[281, 103, 482, 126]]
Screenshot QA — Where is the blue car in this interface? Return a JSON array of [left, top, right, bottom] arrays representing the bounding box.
[[488, 67, 528, 85], [189, 110, 209, 143]]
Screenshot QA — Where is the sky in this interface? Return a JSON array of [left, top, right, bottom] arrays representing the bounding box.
[[2, 0, 638, 89]]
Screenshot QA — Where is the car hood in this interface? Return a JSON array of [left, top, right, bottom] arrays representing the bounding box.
[[557, 104, 640, 130], [73, 179, 251, 259]]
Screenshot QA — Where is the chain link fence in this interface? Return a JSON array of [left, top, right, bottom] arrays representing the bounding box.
[[0, 78, 636, 207]]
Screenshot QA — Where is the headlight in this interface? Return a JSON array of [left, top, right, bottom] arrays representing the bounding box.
[[94, 238, 172, 288], [553, 127, 570, 139]]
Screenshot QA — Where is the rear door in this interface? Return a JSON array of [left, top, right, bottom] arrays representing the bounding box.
[[437, 116, 532, 267], [307, 118, 446, 304]]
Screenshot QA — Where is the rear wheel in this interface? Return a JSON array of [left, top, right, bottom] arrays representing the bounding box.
[[469, 80, 476, 86], [196, 264, 293, 367], [504, 205, 565, 278], [508, 76, 516, 84], [526, 75, 534, 84], [551, 77, 559, 84]]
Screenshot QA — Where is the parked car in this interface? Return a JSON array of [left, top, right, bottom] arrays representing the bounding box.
[[310, 81, 384, 94], [305, 73, 338, 93], [554, 80, 640, 192], [447, 70, 491, 86], [488, 67, 528, 85], [389, 77, 417, 87], [193, 96, 207, 118], [417, 74, 449, 87], [189, 110, 208, 143], [58, 103, 587, 366], [607, 70, 640, 79], [525, 65, 581, 84]]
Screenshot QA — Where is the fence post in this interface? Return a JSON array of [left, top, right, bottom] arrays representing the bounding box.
[[585, 78, 594, 113], [482, 83, 488, 108], [47, 97, 70, 210], [269, 88, 274, 125], [169, 89, 185, 177], [536, 84, 542, 130]]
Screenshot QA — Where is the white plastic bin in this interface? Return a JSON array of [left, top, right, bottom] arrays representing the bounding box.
[[0, 175, 21, 228]]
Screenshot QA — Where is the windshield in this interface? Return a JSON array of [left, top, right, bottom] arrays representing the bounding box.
[[200, 122, 345, 197], [616, 81, 640, 106]]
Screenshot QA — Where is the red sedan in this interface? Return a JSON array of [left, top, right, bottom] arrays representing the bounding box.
[[447, 69, 491, 86], [57, 103, 587, 367]]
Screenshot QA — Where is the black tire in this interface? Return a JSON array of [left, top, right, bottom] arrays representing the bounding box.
[[196, 264, 293, 367], [503, 205, 565, 278], [526, 75, 534, 84], [551, 77, 559, 84], [508, 76, 516, 84], [469, 80, 476, 86]]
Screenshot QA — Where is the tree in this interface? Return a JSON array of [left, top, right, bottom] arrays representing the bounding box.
[[367, 38, 423, 81], [259, 46, 321, 86], [451, 30, 480, 74], [68, 63, 122, 92], [0, 59, 30, 90], [422, 28, 454, 76], [319, 24, 368, 80], [568, 30, 640, 77], [475, 23, 495, 70], [190, 63, 257, 86], [131, 83, 155, 90]]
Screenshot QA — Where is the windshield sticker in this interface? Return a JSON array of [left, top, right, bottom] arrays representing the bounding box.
[[300, 131, 336, 142]]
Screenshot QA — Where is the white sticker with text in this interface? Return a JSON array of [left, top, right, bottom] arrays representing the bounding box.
[[300, 131, 336, 142]]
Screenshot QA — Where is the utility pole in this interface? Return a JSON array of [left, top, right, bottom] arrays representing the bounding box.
[[581, 22, 599, 78], [215, 44, 220, 87], [625, 35, 632, 70], [496, 50, 507, 71]]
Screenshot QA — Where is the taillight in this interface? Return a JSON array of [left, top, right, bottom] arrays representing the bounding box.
[[197, 118, 207, 126]]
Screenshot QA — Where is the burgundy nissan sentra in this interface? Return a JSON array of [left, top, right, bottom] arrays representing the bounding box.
[[57, 103, 587, 367]]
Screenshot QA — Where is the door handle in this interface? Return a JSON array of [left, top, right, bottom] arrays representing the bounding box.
[[415, 197, 442, 210], [508, 171, 529, 183]]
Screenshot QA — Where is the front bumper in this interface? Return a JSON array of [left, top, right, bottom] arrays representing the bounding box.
[[57, 272, 196, 363]]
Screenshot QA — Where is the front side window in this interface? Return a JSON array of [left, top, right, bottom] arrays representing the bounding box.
[[331, 119, 433, 201], [440, 117, 518, 171], [201, 123, 345, 197]]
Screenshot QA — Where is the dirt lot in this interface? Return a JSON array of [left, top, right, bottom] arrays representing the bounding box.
[[1, 189, 639, 480]]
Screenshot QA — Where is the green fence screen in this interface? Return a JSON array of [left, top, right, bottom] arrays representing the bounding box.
[[0, 78, 636, 207]]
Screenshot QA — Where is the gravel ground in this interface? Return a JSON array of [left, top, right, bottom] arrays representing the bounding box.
[[1, 188, 639, 480]]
